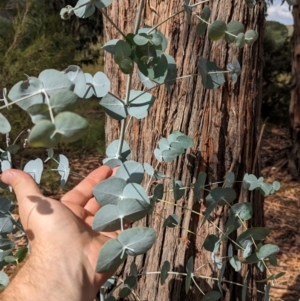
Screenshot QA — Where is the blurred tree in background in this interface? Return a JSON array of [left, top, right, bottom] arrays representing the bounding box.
[[0, 0, 103, 90], [262, 20, 292, 123]]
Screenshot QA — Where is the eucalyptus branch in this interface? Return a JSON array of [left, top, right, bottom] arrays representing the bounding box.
[[134, 0, 145, 34], [128, 73, 199, 104], [43, 91, 55, 124], [0, 91, 41, 110], [117, 74, 132, 158]]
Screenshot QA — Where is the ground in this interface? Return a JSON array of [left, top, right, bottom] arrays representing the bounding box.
[[3, 124, 300, 300], [261, 125, 300, 301]]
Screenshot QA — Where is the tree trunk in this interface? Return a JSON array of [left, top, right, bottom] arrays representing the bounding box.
[[103, 1, 264, 300], [290, 2, 300, 179]]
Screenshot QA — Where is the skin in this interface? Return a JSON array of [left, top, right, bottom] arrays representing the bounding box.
[[0, 166, 118, 301]]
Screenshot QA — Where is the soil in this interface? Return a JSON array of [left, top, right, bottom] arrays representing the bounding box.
[[3, 125, 300, 300]]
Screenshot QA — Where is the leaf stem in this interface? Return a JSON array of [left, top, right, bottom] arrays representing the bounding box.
[[134, 0, 145, 34], [0, 91, 41, 110], [117, 74, 132, 158]]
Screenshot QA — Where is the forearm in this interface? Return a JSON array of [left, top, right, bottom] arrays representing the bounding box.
[[1, 248, 98, 301]]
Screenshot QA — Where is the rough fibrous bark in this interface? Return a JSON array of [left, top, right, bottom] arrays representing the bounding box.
[[290, 1, 300, 179], [103, 1, 264, 300]]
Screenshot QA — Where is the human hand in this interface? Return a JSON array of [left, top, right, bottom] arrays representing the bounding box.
[[1, 166, 118, 301]]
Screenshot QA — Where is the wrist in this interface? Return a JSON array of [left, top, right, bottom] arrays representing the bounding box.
[[2, 245, 98, 301]]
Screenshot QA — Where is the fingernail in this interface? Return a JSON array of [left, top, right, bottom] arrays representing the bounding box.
[[1, 170, 13, 184]]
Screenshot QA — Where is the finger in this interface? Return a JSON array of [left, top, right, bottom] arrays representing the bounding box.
[[84, 197, 101, 215], [1, 169, 43, 221], [61, 166, 112, 207]]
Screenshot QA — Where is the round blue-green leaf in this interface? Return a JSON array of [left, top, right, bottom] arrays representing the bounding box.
[[0, 271, 9, 291], [0, 113, 11, 134], [235, 32, 246, 48], [151, 33, 163, 46], [143, 162, 155, 176], [119, 57, 134, 74], [23, 158, 43, 184], [63, 65, 86, 98], [133, 33, 150, 46], [225, 21, 245, 43], [138, 27, 168, 51], [167, 131, 182, 143], [119, 198, 150, 222], [94, 0, 113, 8], [115, 160, 144, 184], [169, 141, 184, 155], [176, 135, 194, 149], [163, 214, 180, 228], [162, 149, 178, 162], [0, 238, 15, 250], [206, 187, 236, 206], [26, 103, 49, 117], [49, 90, 78, 114], [194, 171, 207, 202], [272, 181, 280, 191], [256, 244, 280, 260], [74, 0, 95, 18], [237, 227, 270, 249], [128, 90, 155, 119], [8, 76, 43, 110], [57, 154, 70, 187], [0, 216, 13, 234], [173, 180, 184, 201], [158, 138, 169, 151], [242, 173, 258, 190], [185, 256, 193, 294], [137, 70, 155, 89], [118, 227, 156, 256], [0, 198, 13, 213], [93, 204, 122, 232], [54, 112, 88, 143], [122, 183, 149, 204], [114, 41, 132, 64], [154, 148, 163, 162], [196, 21, 207, 36], [201, 291, 221, 301], [28, 120, 60, 148], [100, 93, 127, 120], [103, 158, 123, 168], [230, 202, 252, 221], [196, 6, 210, 35], [153, 183, 164, 202], [203, 234, 219, 252], [198, 57, 225, 89], [160, 261, 170, 285], [245, 30, 258, 45], [93, 177, 127, 206], [119, 275, 137, 298], [208, 20, 227, 41], [229, 255, 242, 272], [201, 6, 211, 21], [93, 72, 110, 97], [102, 39, 120, 54], [106, 139, 131, 161], [96, 238, 127, 272], [83, 73, 94, 99], [39, 69, 74, 97]]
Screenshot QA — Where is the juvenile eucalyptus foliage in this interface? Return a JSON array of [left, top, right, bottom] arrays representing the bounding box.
[[0, 0, 287, 299]]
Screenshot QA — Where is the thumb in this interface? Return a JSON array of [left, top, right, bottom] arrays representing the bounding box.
[[1, 169, 43, 221]]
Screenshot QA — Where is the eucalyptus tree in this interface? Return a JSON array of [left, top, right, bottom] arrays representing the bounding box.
[[103, 1, 265, 300]]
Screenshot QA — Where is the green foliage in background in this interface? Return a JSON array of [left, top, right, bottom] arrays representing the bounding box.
[[262, 21, 292, 123]]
